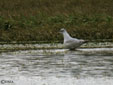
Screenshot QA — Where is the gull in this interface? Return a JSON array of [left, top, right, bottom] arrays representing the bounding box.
[[60, 28, 86, 50]]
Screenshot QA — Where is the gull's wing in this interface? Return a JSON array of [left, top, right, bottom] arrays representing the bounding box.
[[64, 38, 82, 49], [64, 38, 79, 44]]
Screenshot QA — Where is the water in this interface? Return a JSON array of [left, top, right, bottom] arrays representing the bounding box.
[[0, 44, 113, 85]]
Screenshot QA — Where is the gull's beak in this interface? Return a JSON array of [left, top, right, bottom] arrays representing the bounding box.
[[59, 28, 65, 33]]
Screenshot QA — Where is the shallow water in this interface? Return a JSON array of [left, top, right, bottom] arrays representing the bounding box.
[[0, 44, 113, 85]]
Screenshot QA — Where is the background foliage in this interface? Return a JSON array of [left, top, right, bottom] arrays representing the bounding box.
[[0, 0, 113, 42]]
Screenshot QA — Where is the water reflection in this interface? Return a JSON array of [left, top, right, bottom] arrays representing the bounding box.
[[0, 48, 113, 78]]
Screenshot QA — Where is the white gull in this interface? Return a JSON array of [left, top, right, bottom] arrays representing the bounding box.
[[60, 28, 86, 50]]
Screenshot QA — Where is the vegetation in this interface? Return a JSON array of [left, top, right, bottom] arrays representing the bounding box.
[[0, 0, 113, 42]]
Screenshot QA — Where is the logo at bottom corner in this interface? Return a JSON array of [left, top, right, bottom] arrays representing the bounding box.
[[1, 80, 14, 84]]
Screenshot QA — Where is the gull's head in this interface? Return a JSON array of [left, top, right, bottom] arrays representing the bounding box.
[[59, 28, 66, 34]]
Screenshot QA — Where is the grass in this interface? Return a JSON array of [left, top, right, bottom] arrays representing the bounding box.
[[0, 0, 113, 42]]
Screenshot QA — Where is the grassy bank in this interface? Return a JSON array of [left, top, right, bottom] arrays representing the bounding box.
[[0, 42, 113, 53], [0, 0, 113, 42]]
